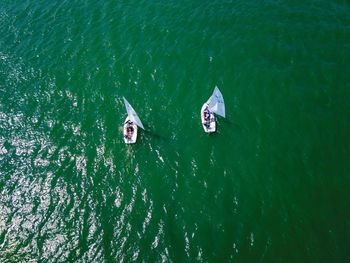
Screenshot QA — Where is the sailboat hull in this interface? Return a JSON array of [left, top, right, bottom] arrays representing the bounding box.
[[123, 117, 138, 144], [201, 104, 216, 133]]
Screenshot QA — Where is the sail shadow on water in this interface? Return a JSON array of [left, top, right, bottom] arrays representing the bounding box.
[[142, 124, 168, 141], [219, 117, 242, 131]]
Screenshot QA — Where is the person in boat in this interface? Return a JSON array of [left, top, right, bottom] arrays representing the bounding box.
[[124, 121, 134, 139], [203, 107, 211, 127]]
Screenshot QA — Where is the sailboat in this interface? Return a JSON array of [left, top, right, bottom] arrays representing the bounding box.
[[123, 97, 144, 144], [201, 86, 225, 133]]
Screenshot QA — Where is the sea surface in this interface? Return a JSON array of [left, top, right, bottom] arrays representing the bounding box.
[[1, 0, 350, 262]]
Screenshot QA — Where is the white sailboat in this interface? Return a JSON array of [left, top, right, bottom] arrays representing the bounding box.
[[123, 97, 144, 144], [201, 86, 225, 133]]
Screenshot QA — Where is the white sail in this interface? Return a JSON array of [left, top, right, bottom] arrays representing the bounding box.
[[206, 86, 225, 118], [123, 97, 144, 129]]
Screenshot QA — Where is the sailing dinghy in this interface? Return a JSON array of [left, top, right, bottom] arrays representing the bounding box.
[[201, 86, 225, 133], [123, 97, 144, 144]]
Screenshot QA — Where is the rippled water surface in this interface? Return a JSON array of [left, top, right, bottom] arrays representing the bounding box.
[[1, 0, 350, 262]]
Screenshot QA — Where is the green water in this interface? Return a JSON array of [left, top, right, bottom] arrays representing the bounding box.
[[1, 0, 350, 262]]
